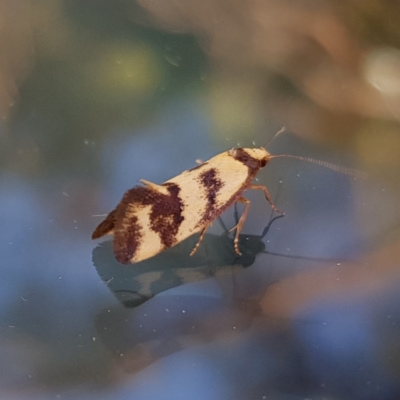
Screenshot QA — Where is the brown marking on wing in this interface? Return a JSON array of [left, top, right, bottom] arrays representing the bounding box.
[[114, 212, 142, 264], [195, 149, 265, 229], [112, 187, 147, 264], [230, 148, 264, 172], [151, 183, 184, 248], [197, 168, 224, 226], [112, 183, 184, 263], [92, 209, 117, 239]]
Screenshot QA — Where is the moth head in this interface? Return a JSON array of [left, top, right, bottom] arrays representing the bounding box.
[[242, 147, 271, 167]]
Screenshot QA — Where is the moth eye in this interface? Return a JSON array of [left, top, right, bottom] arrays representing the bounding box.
[[260, 159, 267, 167]]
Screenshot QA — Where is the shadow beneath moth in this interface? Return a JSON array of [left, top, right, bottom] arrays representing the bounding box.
[[93, 215, 284, 308]]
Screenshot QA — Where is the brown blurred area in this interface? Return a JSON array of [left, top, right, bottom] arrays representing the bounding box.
[[0, 0, 33, 120], [2, 0, 400, 183], [261, 224, 400, 319], [136, 0, 400, 179]]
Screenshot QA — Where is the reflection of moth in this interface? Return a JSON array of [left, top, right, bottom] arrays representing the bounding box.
[[92, 214, 283, 308], [92, 129, 363, 264]]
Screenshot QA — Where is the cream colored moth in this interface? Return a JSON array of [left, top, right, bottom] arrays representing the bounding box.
[[92, 129, 363, 264]]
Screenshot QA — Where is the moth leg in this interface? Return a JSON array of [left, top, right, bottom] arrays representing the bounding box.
[[190, 226, 208, 256], [248, 184, 284, 215], [230, 196, 251, 256]]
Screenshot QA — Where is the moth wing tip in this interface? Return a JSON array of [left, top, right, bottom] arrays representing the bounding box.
[[91, 230, 102, 240], [91, 224, 108, 240], [91, 210, 117, 240]]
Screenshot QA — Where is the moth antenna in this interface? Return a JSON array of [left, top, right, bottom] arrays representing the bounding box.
[[269, 154, 368, 180], [265, 127, 286, 148]]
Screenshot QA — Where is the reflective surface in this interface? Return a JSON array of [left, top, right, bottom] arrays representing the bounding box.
[[2, 2, 400, 399]]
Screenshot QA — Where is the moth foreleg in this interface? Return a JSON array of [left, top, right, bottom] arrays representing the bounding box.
[[190, 226, 208, 256], [248, 184, 284, 215]]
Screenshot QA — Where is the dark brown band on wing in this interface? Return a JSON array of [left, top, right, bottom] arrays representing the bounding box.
[[113, 183, 185, 263], [114, 212, 142, 264], [230, 148, 261, 172], [196, 168, 224, 227], [152, 183, 184, 248], [113, 187, 148, 263], [194, 148, 264, 230]]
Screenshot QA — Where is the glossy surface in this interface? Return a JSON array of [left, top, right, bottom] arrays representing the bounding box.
[[2, 2, 400, 399]]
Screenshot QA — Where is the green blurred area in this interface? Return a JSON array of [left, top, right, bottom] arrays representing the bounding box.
[[4, 1, 207, 176]]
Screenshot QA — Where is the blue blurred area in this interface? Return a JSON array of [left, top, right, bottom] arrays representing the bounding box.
[[102, 97, 216, 203], [2, 113, 397, 399]]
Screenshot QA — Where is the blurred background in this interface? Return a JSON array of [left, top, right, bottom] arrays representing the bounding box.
[[2, 1, 400, 399]]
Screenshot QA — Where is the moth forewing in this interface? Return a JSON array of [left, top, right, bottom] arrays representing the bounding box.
[[92, 146, 275, 264], [167, 151, 256, 236], [125, 206, 165, 263]]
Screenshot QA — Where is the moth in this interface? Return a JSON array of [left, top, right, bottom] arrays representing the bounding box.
[[92, 129, 362, 264]]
